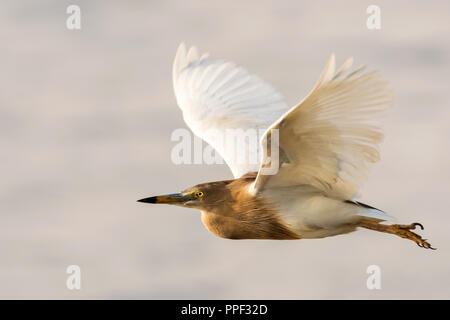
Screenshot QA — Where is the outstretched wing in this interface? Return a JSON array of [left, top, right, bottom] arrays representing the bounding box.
[[172, 43, 288, 178], [254, 55, 393, 199]]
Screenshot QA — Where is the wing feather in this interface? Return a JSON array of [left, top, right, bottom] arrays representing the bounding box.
[[254, 55, 393, 199], [173, 43, 288, 178]]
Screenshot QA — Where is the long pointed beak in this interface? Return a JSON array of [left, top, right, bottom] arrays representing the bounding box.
[[137, 193, 191, 204]]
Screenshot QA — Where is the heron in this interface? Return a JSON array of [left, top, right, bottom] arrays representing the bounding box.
[[138, 43, 435, 249]]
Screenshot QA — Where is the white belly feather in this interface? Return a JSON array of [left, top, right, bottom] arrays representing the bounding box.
[[261, 186, 389, 239]]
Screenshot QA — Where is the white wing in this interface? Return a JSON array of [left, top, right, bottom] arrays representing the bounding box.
[[173, 43, 288, 178], [254, 55, 393, 199]]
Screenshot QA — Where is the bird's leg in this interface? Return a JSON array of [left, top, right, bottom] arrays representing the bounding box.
[[359, 219, 436, 250]]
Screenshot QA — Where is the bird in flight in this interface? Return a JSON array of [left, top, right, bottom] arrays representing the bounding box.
[[138, 43, 434, 249]]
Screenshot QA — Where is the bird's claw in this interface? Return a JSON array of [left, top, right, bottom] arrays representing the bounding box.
[[411, 222, 424, 230], [400, 222, 424, 231], [416, 239, 436, 250], [395, 222, 436, 250], [413, 235, 436, 250]]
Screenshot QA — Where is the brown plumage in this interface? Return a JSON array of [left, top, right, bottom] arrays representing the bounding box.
[[191, 173, 299, 240]]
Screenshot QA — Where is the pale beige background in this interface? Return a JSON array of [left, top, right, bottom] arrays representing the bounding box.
[[1, 0, 449, 299]]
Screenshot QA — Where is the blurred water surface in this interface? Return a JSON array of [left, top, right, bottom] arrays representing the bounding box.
[[0, 1, 449, 299]]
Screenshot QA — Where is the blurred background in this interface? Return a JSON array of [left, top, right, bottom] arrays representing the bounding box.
[[1, 0, 449, 299]]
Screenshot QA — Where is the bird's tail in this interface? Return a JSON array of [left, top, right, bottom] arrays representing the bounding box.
[[347, 200, 395, 222]]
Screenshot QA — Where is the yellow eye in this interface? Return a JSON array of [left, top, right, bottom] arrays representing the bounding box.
[[195, 191, 204, 198]]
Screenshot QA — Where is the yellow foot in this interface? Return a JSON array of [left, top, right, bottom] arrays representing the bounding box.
[[393, 222, 436, 250]]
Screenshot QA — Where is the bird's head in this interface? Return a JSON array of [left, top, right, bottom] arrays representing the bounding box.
[[137, 180, 232, 210]]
